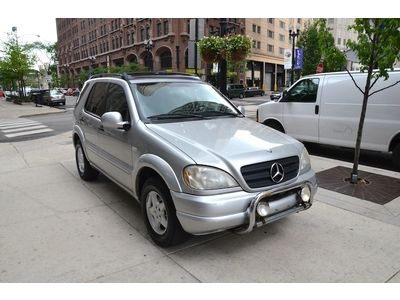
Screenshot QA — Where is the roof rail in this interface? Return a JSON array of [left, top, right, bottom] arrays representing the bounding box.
[[89, 73, 131, 81], [89, 72, 200, 81]]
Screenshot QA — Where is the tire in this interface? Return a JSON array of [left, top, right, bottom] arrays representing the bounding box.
[[75, 141, 99, 181], [393, 144, 400, 169], [239, 93, 244, 99], [265, 121, 285, 133], [260, 92, 265, 96], [141, 177, 188, 247]]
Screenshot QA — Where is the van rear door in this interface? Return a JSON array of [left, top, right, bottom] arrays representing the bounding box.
[[281, 77, 321, 142]]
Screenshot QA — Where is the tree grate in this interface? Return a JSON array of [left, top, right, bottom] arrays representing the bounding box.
[[316, 166, 400, 205]]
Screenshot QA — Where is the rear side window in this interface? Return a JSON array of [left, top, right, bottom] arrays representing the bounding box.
[[84, 82, 108, 117]]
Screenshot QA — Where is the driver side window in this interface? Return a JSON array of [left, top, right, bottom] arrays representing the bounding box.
[[286, 78, 319, 103]]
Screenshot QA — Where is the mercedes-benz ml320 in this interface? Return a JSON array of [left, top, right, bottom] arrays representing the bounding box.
[[73, 73, 317, 247]]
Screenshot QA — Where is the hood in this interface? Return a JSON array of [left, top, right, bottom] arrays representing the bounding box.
[[146, 117, 302, 169]]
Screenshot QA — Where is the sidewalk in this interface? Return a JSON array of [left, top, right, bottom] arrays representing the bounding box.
[[0, 96, 399, 282], [0, 98, 64, 119]]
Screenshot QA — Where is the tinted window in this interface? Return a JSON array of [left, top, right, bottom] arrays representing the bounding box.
[[286, 78, 319, 103], [84, 82, 108, 117], [106, 83, 130, 122]]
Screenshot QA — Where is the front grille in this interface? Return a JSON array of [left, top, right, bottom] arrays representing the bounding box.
[[241, 156, 299, 188]]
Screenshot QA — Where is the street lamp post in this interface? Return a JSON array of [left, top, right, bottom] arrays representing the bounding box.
[[144, 39, 153, 72], [289, 26, 300, 86]]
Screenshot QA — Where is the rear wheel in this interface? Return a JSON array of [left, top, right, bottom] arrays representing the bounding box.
[[393, 144, 400, 169], [141, 177, 188, 247], [75, 141, 99, 181], [239, 93, 244, 99]]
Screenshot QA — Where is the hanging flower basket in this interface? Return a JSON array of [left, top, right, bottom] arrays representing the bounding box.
[[200, 48, 219, 63], [229, 49, 247, 62], [198, 36, 224, 63], [225, 35, 252, 63]]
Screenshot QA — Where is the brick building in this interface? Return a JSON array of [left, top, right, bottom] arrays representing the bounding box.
[[56, 18, 244, 87]]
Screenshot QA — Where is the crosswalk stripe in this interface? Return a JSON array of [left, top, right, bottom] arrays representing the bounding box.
[[4, 128, 54, 138], [2, 125, 47, 133], [0, 122, 41, 130], [0, 120, 38, 126]]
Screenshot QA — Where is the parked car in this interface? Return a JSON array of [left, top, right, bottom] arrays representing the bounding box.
[[227, 84, 245, 99], [42, 89, 66, 106], [270, 91, 282, 101], [73, 72, 317, 247], [257, 69, 400, 168], [245, 86, 265, 97]]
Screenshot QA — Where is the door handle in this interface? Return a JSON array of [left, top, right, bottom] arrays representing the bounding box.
[[315, 105, 319, 115]]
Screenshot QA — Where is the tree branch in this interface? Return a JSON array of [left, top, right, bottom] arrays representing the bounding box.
[[345, 67, 365, 95], [368, 80, 400, 97], [368, 73, 380, 91]]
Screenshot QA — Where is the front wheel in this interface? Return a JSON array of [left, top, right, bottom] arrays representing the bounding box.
[[75, 141, 99, 181], [141, 178, 188, 247]]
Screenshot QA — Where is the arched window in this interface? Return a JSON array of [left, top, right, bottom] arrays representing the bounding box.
[[160, 50, 172, 70]]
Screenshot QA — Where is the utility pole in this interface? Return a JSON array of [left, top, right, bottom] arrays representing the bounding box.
[[219, 18, 227, 96], [194, 18, 198, 75]]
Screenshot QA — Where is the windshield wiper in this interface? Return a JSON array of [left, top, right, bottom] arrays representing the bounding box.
[[200, 111, 243, 117], [147, 113, 205, 120]]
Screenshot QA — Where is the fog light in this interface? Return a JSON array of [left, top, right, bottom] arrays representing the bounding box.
[[300, 185, 311, 202], [256, 201, 269, 217]]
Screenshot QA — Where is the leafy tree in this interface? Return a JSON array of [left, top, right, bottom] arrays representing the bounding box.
[[346, 18, 400, 182], [297, 19, 346, 76], [0, 33, 35, 96], [28, 41, 59, 86]]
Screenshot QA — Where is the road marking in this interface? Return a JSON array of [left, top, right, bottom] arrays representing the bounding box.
[[0, 118, 54, 139], [0, 122, 41, 129], [4, 128, 54, 138], [2, 125, 47, 133]]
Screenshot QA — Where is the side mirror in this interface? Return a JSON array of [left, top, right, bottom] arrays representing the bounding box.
[[280, 90, 288, 102], [101, 112, 130, 131], [237, 105, 246, 115]]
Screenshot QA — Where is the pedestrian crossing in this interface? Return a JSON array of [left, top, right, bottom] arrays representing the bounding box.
[[0, 118, 53, 139]]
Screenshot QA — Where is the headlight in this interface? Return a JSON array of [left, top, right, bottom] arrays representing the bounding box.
[[183, 165, 238, 190], [300, 147, 311, 173]]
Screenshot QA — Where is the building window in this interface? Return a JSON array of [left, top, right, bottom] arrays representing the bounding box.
[[337, 37, 341, 45], [131, 32, 135, 44], [160, 51, 172, 69], [140, 28, 145, 41], [343, 38, 346, 45], [268, 30, 274, 39], [268, 18, 274, 24], [257, 41, 261, 49], [279, 47, 284, 55], [279, 34, 285, 42], [252, 24, 257, 32], [279, 21, 285, 29], [297, 18, 301, 24], [145, 26, 150, 39], [268, 44, 274, 53], [252, 40, 257, 48], [163, 20, 169, 35], [257, 26, 261, 34], [157, 22, 162, 36]]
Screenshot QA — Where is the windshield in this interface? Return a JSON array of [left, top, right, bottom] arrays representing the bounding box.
[[50, 90, 63, 96], [133, 82, 241, 121]]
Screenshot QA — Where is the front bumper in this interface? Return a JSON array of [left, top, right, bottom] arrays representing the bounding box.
[[171, 169, 317, 235]]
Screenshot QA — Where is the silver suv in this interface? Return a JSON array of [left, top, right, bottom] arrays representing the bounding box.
[[73, 73, 317, 247]]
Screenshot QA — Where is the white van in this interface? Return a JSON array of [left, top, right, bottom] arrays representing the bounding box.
[[257, 70, 400, 168]]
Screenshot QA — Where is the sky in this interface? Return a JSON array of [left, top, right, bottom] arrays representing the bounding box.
[[0, 0, 395, 67]]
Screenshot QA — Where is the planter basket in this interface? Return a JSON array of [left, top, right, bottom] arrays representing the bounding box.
[[201, 49, 219, 64], [229, 50, 247, 62]]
